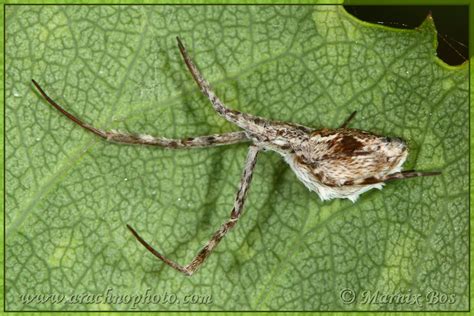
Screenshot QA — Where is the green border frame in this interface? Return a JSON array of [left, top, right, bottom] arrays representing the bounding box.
[[1, 0, 471, 315]]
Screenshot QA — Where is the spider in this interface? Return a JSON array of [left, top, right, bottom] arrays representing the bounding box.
[[32, 37, 440, 276]]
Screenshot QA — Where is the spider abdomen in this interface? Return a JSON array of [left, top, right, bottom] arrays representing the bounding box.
[[281, 128, 409, 202]]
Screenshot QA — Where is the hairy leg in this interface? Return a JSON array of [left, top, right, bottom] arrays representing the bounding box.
[[32, 79, 249, 148], [127, 145, 260, 275], [343, 170, 441, 186], [176, 37, 274, 135]]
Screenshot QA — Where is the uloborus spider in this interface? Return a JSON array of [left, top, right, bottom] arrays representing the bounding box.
[[32, 37, 440, 276]]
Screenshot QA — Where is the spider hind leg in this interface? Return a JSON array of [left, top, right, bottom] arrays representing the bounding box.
[[340, 111, 357, 128]]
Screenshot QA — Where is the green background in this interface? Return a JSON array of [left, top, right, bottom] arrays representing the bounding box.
[[4, 2, 469, 313]]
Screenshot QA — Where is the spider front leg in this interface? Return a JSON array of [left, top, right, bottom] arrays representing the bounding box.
[[32, 79, 249, 148], [127, 145, 260, 276]]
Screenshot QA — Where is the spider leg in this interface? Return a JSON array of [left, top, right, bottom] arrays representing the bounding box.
[[343, 170, 441, 185], [339, 111, 357, 128], [127, 145, 260, 276], [176, 37, 275, 135], [176, 37, 239, 122], [32, 79, 249, 148], [382, 170, 441, 182]]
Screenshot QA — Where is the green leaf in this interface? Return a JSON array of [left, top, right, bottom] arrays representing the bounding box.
[[6, 5, 468, 311]]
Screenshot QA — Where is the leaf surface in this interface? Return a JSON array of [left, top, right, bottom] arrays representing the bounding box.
[[5, 5, 468, 311]]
